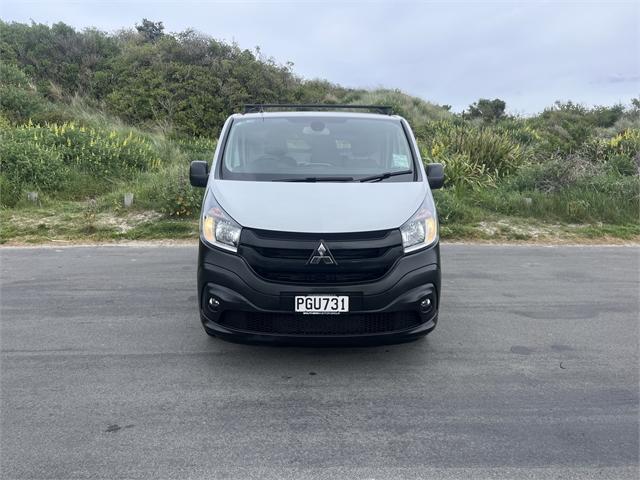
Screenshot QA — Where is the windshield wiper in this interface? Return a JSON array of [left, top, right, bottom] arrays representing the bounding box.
[[359, 169, 413, 182], [273, 176, 354, 182]]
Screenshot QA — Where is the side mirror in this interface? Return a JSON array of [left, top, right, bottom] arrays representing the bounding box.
[[426, 163, 445, 189], [190, 161, 209, 187]]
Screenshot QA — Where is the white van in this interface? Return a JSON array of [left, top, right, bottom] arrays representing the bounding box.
[[190, 105, 444, 344]]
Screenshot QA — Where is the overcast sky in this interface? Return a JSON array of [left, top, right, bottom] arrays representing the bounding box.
[[1, 0, 638, 114]]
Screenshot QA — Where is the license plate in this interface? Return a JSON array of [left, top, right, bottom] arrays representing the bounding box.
[[295, 295, 349, 314]]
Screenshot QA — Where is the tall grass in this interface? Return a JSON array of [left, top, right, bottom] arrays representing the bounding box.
[[435, 174, 640, 227], [350, 89, 453, 123]]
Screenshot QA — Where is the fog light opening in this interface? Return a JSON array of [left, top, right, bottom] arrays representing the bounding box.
[[420, 297, 433, 313], [208, 297, 220, 310]]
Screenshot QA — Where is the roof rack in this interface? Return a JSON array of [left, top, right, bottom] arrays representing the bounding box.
[[243, 104, 394, 115]]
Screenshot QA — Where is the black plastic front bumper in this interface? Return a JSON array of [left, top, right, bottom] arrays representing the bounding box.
[[197, 240, 441, 345]]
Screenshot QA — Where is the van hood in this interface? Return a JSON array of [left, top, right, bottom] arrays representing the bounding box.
[[210, 180, 427, 233]]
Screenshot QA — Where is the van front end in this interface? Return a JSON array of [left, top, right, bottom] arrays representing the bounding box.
[[197, 230, 440, 345]]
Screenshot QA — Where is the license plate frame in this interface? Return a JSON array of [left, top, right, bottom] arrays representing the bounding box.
[[294, 295, 349, 314]]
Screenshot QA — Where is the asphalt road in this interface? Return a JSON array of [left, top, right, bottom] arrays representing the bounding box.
[[1, 244, 638, 480]]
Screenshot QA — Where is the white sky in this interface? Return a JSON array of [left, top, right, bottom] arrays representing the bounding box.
[[1, 0, 638, 114]]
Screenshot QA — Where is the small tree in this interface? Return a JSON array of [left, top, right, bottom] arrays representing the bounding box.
[[466, 98, 506, 122], [630, 97, 640, 117], [135, 19, 164, 42]]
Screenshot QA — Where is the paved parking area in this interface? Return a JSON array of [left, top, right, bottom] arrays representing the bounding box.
[[1, 244, 638, 479]]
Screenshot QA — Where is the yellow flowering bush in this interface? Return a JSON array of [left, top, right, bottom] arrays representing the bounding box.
[[0, 120, 161, 202], [42, 122, 161, 174], [608, 129, 640, 157]]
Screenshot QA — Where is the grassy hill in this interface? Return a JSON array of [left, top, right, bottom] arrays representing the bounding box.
[[1, 20, 638, 244]]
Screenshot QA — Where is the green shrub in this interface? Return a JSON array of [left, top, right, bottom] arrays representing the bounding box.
[[492, 118, 541, 146], [29, 104, 77, 125], [169, 136, 216, 161], [605, 129, 640, 173], [505, 154, 595, 193], [0, 63, 55, 124], [433, 188, 482, 224], [436, 151, 498, 189], [0, 127, 68, 199], [0, 84, 47, 123], [419, 121, 529, 188], [465, 98, 506, 122], [0, 64, 90, 126], [155, 172, 203, 217], [529, 102, 597, 156], [0, 173, 21, 207], [129, 163, 203, 217], [0, 62, 31, 87], [606, 154, 637, 176]]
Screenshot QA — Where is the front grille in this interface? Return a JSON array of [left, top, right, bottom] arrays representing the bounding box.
[[218, 311, 422, 335], [239, 228, 403, 285], [258, 270, 388, 283]]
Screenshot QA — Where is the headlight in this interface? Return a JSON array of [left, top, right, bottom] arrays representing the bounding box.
[[400, 193, 438, 253], [200, 190, 241, 252]]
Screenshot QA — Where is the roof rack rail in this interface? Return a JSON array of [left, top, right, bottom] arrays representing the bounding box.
[[243, 104, 394, 115]]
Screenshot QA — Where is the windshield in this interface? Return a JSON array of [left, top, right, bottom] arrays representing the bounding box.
[[220, 116, 416, 182]]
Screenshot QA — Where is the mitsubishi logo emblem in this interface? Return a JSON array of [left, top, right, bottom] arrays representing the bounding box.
[[307, 240, 337, 265]]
